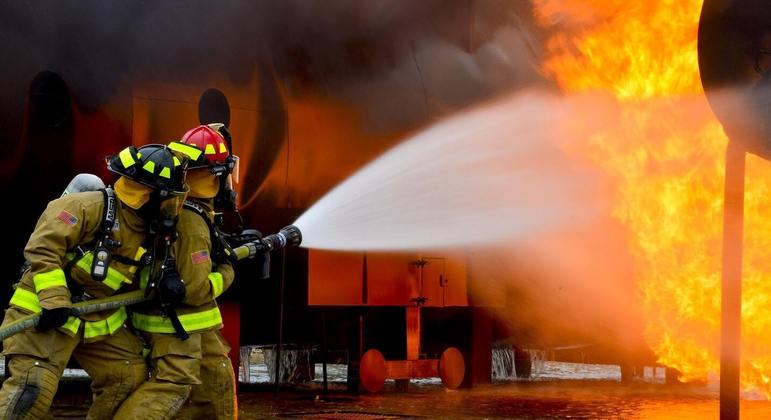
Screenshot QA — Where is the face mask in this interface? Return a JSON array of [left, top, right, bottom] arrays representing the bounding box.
[[159, 193, 187, 220], [187, 168, 220, 199], [138, 190, 187, 232]]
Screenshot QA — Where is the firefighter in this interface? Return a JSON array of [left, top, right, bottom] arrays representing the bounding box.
[[0, 144, 188, 419], [115, 124, 236, 419], [175, 123, 238, 419]]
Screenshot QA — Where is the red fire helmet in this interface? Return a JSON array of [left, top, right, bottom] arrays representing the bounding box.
[[179, 124, 229, 167]]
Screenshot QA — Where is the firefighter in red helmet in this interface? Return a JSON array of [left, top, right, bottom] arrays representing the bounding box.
[[116, 124, 237, 419]]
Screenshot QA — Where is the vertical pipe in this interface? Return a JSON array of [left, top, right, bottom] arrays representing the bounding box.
[[274, 248, 287, 396], [357, 313, 364, 393], [358, 314, 364, 361], [720, 140, 745, 420], [362, 252, 368, 305], [321, 310, 328, 394], [406, 307, 421, 360]]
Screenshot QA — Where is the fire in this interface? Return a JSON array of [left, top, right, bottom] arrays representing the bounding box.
[[534, 0, 771, 395]]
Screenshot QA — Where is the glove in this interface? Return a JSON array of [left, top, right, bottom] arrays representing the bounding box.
[[157, 262, 185, 306], [36, 307, 71, 332]]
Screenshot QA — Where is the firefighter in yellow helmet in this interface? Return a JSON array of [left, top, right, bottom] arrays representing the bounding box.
[[115, 124, 236, 419], [0, 144, 188, 419]]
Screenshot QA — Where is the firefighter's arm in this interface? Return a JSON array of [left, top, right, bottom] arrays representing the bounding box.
[[209, 262, 234, 299], [175, 227, 217, 307], [24, 196, 99, 310]]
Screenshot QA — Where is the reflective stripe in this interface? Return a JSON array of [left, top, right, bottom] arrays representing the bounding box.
[[131, 307, 222, 334], [209, 272, 224, 298], [134, 246, 147, 260], [159, 167, 171, 179], [142, 160, 156, 174], [33, 269, 67, 292], [173, 156, 181, 167], [139, 267, 150, 290], [72, 251, 129, 291], [169, 142, 202, 161], [11, 289, 119, 337], [61, 317, 81, 335], [9, 288, 42, 313], [84, 307, 127, 339], [219, 142, 227, 153], [119, 148, 136, 168], [204, 144, 216, 155]]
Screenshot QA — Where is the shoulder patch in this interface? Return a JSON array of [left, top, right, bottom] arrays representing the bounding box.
[[57, 210, 79, 226], [190, 249, 211, 265]]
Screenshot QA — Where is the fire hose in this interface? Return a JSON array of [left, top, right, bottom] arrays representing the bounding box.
[[0, 225, 302, 341]]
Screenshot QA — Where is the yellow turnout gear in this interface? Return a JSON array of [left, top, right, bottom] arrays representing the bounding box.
[[118, 198, 235, 419], [0, 188, 151, 419]]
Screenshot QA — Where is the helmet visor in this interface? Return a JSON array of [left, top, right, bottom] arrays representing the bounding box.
[[230, 155, 240, 185]]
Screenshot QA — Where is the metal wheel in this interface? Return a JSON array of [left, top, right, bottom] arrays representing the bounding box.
[[359, 349, 387, 393], [438, 347, 465, 389]]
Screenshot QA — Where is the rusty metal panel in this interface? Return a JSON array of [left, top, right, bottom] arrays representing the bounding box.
[[308, 251, 469, 307], [417, 254, 468, 307], [443, 253, 468, 307], [308, 250, 363, 305], [419, 258, 445, 307], [366, 253, 416, 306]]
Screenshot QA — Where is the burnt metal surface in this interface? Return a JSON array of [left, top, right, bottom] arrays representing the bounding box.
[[698, 2, 771, 418], [699, 0, 771, 156]]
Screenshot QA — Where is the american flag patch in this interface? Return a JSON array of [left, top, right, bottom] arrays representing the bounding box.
[[57, 210, 78, 226], [190, 249, 210, 265]]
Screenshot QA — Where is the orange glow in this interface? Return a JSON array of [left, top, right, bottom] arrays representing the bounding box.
[[534, 0, 771, 395]]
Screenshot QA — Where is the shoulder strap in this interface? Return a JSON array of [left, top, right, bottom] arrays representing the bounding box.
[[183, 200, 232, 262], [89, 188, 120, 281], [183, 200, 211, 224], [100, 187, 117, 236]]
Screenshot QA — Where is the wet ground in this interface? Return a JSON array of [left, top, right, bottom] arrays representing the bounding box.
[[47, 379, 771, 419], [34, 358, 771, 418], [236, 381, 771, 419]]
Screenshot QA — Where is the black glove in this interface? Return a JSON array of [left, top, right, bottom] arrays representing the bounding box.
[[157, 262, 185, 306], [36, 307, 71, 332]]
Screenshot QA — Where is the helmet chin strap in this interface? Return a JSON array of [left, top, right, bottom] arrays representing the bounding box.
[[211, 124, 243, 228]]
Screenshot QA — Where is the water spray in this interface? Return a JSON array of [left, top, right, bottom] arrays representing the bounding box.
[[293, 92, 598, 251]]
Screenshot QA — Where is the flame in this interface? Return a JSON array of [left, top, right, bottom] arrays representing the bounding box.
[[534, 0, 771, 395]]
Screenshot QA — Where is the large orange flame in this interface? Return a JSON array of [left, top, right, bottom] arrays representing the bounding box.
[[534, 0, 771, 396]]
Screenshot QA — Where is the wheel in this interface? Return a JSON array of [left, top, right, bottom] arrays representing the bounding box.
[[359, 349, 387, 393], [438, 347, 465, 389]]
